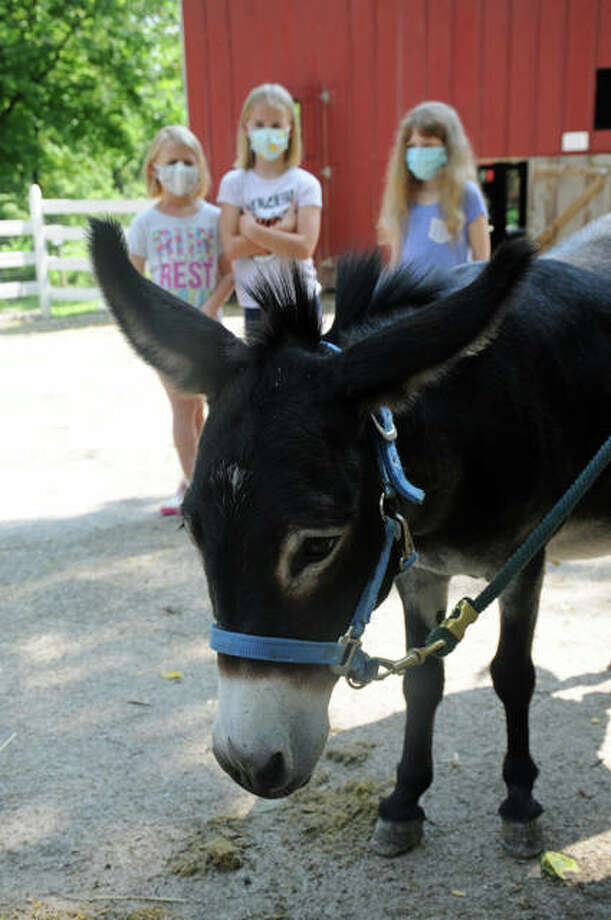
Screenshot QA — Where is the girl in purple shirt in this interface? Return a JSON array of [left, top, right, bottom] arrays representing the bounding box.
[[378, 101, 490, 274]]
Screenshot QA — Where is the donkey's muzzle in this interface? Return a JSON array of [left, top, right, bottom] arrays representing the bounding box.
[[213, 740, 307, 798], [212, 669, 333, 797]]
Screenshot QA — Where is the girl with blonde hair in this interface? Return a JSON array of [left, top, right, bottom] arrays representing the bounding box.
[[128, 124, 233, 515], [378, 101, 490, 272], [218, 83, 322, 332]]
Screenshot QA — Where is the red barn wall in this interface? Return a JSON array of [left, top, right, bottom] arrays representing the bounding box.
[[181, 0, 611, 259]]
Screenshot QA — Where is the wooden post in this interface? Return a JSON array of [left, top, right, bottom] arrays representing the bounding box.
[[536, 174, 606, 252], [29, 184, 51, 314]]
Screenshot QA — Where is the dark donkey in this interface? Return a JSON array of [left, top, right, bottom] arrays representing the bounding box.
[[89, 214, 611, 860]]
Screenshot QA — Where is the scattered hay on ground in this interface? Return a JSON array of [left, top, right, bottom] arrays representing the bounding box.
[[284, 776, 391, 860], [124, 909, 167, 920], [169, 774, 391, 878], [0, 901, 171, 920], [170, 817, 253, 877], [324, 739, 376, 766], [0, 902, 93, 920]]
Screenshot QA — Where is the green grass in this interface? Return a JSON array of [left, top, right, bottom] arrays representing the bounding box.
[[0, 296, 102, 317], [48, 300, 101, 317]]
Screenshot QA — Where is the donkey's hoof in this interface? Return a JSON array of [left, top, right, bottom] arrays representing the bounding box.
[[501, 816, 544, 859], [370, 816, 424, 857]]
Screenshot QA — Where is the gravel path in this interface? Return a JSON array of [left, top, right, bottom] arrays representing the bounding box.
[[0, 311, 609, 920]]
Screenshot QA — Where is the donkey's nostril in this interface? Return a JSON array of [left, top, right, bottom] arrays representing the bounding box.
[[254, 751, 287, 791], [221, 741, 290, 796]]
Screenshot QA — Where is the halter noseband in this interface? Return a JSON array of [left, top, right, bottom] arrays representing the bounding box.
[[209, 341, 425, 686]]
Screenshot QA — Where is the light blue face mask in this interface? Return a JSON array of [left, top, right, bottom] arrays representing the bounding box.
[[249, 127, 290, 161], [405, 146, 448, 181]]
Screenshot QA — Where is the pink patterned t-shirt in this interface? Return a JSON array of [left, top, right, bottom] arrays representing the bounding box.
[[127, 201, 223, 308]]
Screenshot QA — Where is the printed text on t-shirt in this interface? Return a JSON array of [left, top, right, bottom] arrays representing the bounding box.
[[152, 227, 216, 291], [247, 189, 294, 213]]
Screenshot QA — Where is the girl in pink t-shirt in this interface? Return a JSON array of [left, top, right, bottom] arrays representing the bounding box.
[[128, 125, 233, 515]]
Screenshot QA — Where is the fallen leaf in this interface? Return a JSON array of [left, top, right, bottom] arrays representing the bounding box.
[[590, 717, 600, 724], [541, 850, 579, 880], [161, 670, 183, 680], [451, 889, 467, 897]]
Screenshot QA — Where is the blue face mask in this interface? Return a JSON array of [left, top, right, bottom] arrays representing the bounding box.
[[249, 127, 290, 161], [405, 146, 448, 181]]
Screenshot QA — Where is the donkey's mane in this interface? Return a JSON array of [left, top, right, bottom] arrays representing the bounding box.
[[330, 252, 446, 340], [246, 266, 323, 350], [246, 253, 448, 352]]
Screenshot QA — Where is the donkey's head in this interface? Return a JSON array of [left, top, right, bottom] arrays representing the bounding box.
[[89, 220, 533, 797]]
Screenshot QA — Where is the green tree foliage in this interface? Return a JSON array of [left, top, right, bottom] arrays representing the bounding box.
[[0, 0, 186, 216]]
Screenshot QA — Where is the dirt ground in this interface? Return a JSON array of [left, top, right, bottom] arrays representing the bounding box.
[[0, 309, 609, 920]]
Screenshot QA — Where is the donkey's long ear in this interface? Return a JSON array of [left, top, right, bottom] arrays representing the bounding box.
[[88, 218, 245, 397], [337, 237, 535, 408]]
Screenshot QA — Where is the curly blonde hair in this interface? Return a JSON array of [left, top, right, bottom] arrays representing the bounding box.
[[143, 125, 210, 199], [378, 101, 479, 264], [235, 83, 302, 170]]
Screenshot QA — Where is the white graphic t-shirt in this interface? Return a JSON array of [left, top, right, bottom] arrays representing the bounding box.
[[127, 201, 222, 308], [217, 166, 322, 309]]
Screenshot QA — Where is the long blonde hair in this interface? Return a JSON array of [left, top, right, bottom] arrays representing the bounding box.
[[143, 125, 210, 199], [235, 83, 302, 170], [378, 101, 479, 264]]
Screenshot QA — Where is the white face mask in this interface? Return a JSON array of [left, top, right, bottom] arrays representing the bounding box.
[[155, 162, 199, 197], [248, 127, 290, 161]]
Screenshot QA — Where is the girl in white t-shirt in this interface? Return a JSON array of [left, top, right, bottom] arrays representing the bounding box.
[[128, 125, 233, 515], [218, 83, 322, 333]]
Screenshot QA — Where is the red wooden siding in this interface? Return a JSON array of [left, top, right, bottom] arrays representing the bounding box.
[[535, 0, 568, 154], [480, 0, 511, 155], [182, 0, 611, 257]]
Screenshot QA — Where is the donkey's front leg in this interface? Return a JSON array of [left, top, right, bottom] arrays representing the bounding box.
[[490, 550, 545, 859], [371, 567, 448, 857]]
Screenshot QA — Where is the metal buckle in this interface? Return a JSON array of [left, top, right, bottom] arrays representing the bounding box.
[[378, 497, 416, 570], [393, 512, 415, 566], [439, 597, 479, 641], [332, 627, 362, 677]]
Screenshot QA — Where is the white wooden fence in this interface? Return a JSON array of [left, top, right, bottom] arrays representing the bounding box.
[[0, 184, 148, 314]]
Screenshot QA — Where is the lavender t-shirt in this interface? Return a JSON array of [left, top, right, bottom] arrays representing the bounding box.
[[400, 180, 487, 274]]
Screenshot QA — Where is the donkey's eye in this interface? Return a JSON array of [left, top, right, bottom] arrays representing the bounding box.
[[278, 527, 348, 594], [302, 536, 339, 562], [289, 534, 341, 579]]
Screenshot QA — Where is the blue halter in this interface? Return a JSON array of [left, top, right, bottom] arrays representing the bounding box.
[[209, 341, 425, 685]]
